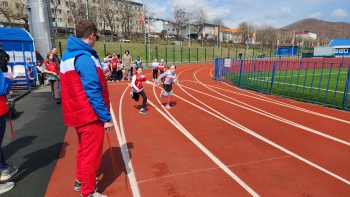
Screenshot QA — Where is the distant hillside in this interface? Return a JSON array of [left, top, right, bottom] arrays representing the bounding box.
[[282, 18, 350, 41]]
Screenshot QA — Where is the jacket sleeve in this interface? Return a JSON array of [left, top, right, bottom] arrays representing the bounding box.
[[0, 70, 13, 96], [75, 55, 111, 122], [156, 71, 167, 83]]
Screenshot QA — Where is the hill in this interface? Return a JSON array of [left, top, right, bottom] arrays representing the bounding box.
[[282, 18, 350, 41]]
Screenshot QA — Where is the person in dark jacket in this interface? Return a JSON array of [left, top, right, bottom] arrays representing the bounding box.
[[0, 43, 10, 73]]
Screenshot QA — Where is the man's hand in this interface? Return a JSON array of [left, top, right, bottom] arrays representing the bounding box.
[[5, 74, 14, 81], [5, 101, 11, 109], [104, 119, 114, 131]]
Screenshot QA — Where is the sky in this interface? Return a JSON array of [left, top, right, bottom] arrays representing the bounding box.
[[134, 0, 350, 29]]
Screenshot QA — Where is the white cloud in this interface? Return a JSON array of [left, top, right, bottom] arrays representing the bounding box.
[[309, 11, 323, 18], [331, 9, 348, 17]]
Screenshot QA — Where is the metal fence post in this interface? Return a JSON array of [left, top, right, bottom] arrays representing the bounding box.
[[145, 45, 148, 69], [165, 46, 168, 64], [59, 42, 62, 58], [156, 46, 158, 60], [181, 47, 183, 63], [269, 62, 277, 94], [205, 48, 206, 61], [173, 47, 175, 65], [342, 65, 350, 109], [238, 59, 243, 86], [197, 48, 199, 62], [189, 47, 190, 63], [104, 44, 106, 57]]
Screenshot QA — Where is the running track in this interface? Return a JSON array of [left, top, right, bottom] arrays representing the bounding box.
[[45, 62, 350, 197]]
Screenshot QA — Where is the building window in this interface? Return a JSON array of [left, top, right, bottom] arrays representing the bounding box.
[[339, 49, 344, 53], [57, 9, 62, 14], [67, 10, 71, 15], [345, 49, 349, 53], [15, 3, 20, 8], [66, 2, 69, 6], [2, 1, 8, 7], [57, 0, 61, 5], [57, 18, 63, 23]]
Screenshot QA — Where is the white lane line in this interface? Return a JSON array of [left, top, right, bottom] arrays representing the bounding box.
[[205, 67, 350, 125], [168, 88, 350, 185], [137, 155, 291, 184], [145, 99, 260, 197], [110, 86, 141, 197], [174, 69, 350, 185], [179, 83, 350, 146]]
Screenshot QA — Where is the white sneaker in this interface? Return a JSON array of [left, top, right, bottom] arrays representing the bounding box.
[[165, 104, 171, 109], [80, 192, 107, 197], [0, 182, 15, 194]]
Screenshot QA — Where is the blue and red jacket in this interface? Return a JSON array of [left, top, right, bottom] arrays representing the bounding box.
[[60, 35, 111, 127], [0, 69, 13, 116]]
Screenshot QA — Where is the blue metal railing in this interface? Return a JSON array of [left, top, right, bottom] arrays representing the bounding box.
[[214, 57, 350, 111]]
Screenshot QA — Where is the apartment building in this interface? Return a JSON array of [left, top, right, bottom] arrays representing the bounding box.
[[0, 0, 143, 35]]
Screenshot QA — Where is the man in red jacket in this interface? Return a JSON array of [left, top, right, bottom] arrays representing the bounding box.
[[0, 69, 16, 194], [60, 20, 113, 197]]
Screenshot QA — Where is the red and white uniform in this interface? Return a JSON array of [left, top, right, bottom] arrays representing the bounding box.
[[159, 63, 166, 73], [131, 73, 150, 91]]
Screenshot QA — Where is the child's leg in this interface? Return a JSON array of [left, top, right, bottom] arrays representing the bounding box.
[[166, 89, 173, 105], [139, 90, 148, 109], [133, 92, 140, 101]]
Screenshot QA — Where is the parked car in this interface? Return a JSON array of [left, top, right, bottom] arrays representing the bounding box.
[[165, 34, 175, 39], [148, 34, 160, 38], [57, 28, 66, 33], [101, 30, 112, 35], [118, 38, 131, 43]]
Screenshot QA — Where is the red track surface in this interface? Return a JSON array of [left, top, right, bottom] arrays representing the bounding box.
[[45, 62, 350, 197]]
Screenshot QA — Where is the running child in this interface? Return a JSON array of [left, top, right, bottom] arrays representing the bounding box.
[[156, 65, 177, 109], [130, 66, 153, 114]]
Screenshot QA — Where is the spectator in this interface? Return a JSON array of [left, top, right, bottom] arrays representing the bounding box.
[[110, 53, 118, 81], [25, 58, 34, 78], [42, 53, 61, 104], [0, 69, 17, 194], [122, 50, 132, 80], [35, 60, 45, 87], [135, 56, 142, 67], [0, 43, 10, 73], [60, 20, 113, 197], [159, 59, 166, 75], [51, 47, 61, 65], [151, 58, 160, 81], [238, 52, 242, 60]]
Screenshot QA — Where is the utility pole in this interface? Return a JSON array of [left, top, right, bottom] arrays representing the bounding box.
[[85, 0, 89, 20], [188, 5, 196, 47]]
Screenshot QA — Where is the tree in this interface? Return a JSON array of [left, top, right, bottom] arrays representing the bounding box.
[[0, 0, 29, 30], [192, 6, 208, 45], [119, 1, 137, 37], [171, 6, 188, 36], [98, 0, 118, 40]]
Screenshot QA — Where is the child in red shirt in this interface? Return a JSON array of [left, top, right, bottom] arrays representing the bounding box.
[[130, 66, 153, 114]]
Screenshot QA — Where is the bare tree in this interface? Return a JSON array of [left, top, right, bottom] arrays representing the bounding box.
[[0, 0, 29, 30], [171, 6, 188, 36], [98, 0, 118, 40], [192, 7, 208, 46], [119, 1, 137, 37]]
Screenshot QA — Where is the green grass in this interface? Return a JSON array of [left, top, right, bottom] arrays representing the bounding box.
[[55, 38, 277, 67], [235, 68, 350, 109]]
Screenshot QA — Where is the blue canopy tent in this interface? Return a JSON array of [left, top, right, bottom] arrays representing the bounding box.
[[0, 27, 37, 90]]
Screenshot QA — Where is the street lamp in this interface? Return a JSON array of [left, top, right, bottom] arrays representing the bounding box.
[[276, 19, 284, 56], [188, 5, 196, 47], [219, 12, 228, 57]]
